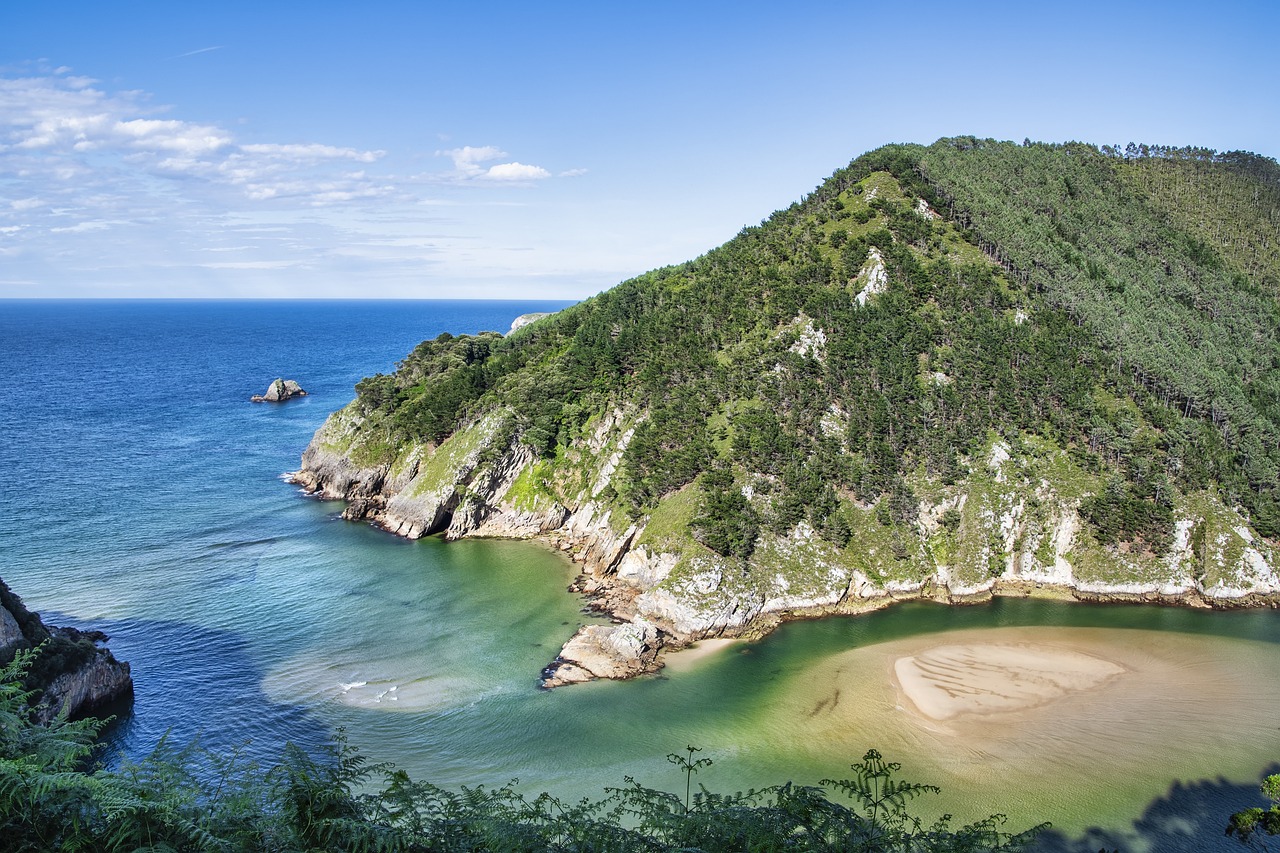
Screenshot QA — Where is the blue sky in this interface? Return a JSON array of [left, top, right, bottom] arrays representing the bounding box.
[[3, 1, 1277, 299]]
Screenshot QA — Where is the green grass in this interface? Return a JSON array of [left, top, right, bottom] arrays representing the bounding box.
[[406, 414, 500, 499]]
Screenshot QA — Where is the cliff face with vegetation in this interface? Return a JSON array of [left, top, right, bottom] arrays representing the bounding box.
[[293, 138, 1280, 684], [0, 578, 132, 722]]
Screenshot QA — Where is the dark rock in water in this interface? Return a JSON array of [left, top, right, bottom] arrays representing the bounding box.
[[0, 577, 133, 722], [251, 378, 307, 403]]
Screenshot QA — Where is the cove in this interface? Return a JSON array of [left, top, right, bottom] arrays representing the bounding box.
[[3, 301, 1276, 853]]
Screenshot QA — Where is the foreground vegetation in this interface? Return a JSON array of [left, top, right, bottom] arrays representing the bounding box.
[[0, 651, 1047, 852]]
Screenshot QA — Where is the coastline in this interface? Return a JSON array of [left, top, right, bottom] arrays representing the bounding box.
[[288, 464, 1280, 685], [553, 557, 1280, 680], [285, 409, 1279, 689]]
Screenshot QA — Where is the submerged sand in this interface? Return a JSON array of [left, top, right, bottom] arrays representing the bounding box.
[[894, 641, 1125, 721], [759, 624, 1280, 814]]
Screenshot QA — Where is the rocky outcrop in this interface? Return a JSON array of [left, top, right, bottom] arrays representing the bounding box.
[[540, 619, 663, 687], [507, 313, 554, 335], [251, 378, 307, 403], [0, 578, 133, 723], [34, 627, 134, 724]]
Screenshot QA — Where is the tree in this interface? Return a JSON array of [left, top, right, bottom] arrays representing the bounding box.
[[1227, 773, 1280, 847]]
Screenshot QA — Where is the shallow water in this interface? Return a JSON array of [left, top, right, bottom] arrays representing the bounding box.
[[1, 300, 1276, 852]]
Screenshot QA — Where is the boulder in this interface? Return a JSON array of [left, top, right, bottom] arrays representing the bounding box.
[[251, 378, 308, 403]]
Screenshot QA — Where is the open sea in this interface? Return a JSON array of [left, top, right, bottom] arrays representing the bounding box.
[[2, 298, 1279, 852]]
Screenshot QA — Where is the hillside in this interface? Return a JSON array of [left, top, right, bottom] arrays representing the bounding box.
[[293, 138, 1280, 685]]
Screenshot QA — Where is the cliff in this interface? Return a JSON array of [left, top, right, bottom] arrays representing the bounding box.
[[293, 139, 1280, 686], [0, 578, 133, 722]]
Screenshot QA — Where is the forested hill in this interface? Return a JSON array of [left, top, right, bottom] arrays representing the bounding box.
[[298, 138, 1279, 679]]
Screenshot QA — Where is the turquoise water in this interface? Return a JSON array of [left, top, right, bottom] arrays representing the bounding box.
[[1, 300, 1276, 852]]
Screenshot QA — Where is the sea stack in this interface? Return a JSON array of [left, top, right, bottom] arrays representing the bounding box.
[[251, 378, 308, 402]]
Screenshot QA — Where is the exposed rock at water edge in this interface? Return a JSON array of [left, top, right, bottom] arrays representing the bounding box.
[[0, 577, 133, 723]]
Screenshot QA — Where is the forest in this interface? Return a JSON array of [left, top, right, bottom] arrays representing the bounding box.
[[348, 139, 1280, 557]]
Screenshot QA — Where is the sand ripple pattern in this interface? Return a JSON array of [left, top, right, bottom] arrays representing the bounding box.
[[894, 643, 1125, 720]]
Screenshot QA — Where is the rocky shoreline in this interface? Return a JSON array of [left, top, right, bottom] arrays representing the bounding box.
[[1, 578, 133, 723], [289, 422, 1280, 689]]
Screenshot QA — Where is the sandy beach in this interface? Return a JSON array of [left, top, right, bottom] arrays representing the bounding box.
[[662, 638, 741, 671]]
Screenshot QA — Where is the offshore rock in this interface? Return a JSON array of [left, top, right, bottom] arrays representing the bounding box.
[[0, 577, 133, 722], [251, 378, 308, 402]]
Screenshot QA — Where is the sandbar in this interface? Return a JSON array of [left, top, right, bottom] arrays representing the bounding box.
[[893, 641, 1125, 721]]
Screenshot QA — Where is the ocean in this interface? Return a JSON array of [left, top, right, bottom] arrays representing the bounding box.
[[2, 299, 1277, 852]]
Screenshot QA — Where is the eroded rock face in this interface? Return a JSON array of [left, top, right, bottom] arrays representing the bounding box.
[[0, 578, 133, 723], [35, 629, 134, 724], [507, 313, 553, 335], [251, 378, 308, 402]]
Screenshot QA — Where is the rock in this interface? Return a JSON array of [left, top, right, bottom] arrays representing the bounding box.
[[507, 313, 553, 335], [35, 633, 133, 724], [0, 604, 23, 653], [540, 619, 662, 687], [251, 378, 307, 403], [0, 577, 133, 722]]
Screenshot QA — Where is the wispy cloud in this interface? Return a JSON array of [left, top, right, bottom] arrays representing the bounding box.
[[240, 143, 385, 163], [0, 66, 594, 296], [0, 71, 389, 209], [168, 46, 224, 60]]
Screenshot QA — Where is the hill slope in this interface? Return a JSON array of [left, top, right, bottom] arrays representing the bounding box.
[[293, 138, 1280, 684]]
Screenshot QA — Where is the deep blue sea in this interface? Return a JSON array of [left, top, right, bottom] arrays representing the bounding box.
[[2, 299, 1278, 852]]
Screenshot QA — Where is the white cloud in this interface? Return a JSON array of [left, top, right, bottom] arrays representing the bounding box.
[[113, 118, 232, 154], [483, 162, 551, 181], [558, 168, 588, 178], [438, 145, 552, 182], [441, 145, 506, 177]]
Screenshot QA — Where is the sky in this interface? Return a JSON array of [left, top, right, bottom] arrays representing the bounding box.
[[2, 0, 1278, 300]]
